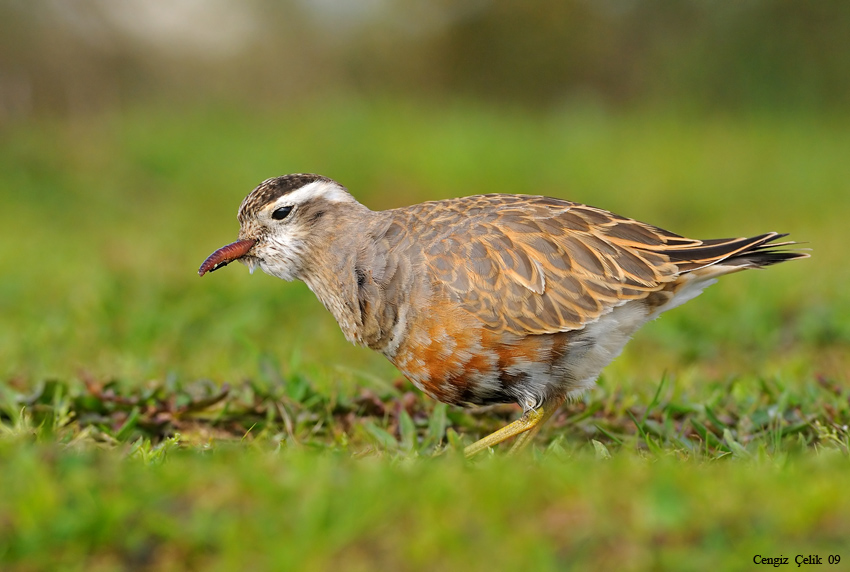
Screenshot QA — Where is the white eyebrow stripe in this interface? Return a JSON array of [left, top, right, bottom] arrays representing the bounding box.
[[269, 180, 352, 208]]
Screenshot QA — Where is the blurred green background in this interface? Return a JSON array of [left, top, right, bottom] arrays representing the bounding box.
[[1, 2, 849, 570], [1, 0, 847, 384]]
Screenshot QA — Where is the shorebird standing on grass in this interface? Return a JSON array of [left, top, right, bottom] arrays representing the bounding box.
[[200, 174, 807, 456]]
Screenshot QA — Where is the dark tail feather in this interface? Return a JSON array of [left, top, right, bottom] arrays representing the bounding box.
[[659, 232, 809, 273], [723, 235, 810, 268]]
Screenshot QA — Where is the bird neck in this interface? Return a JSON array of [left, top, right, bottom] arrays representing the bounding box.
[[300, 209, 417, 354]]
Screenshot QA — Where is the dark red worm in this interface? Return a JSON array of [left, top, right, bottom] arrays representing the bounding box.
[[198, 239, 256, 276]]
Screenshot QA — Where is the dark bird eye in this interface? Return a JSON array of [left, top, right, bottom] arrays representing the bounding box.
[[272, 206, 293, 220]]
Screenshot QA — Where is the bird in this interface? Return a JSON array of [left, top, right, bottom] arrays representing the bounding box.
[[199, 173, 808, 456]]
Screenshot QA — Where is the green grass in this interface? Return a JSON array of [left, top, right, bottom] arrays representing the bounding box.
[[2, 445, 848, 571], [1, 99, 849, 570]]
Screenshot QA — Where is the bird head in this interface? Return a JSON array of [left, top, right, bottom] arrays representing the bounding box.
[[198, 174, 360, 281]]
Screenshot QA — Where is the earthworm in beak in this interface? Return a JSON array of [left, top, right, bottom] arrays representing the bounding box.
[[198, 239, 256, 276]]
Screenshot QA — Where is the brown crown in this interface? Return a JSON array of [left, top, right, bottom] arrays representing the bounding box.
[[238, 173, 334, 222]]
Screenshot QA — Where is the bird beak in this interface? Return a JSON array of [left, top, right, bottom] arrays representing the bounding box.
[[198, 238, 257, 276]]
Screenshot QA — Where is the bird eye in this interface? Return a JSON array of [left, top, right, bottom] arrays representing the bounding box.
[[272, 206, 293, 220]]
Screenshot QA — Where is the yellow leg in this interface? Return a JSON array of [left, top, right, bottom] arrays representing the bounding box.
[[507, 395, 565, 455], [463, 395, 565, 458]]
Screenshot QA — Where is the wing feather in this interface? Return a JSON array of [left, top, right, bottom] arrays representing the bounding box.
[[393, 194, 800, 336]]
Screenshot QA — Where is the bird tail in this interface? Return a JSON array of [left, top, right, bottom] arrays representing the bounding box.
[[659, 232, 809, 274]]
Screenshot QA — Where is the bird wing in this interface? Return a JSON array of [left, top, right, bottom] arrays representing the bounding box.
[[413, 194, 768, 335]]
